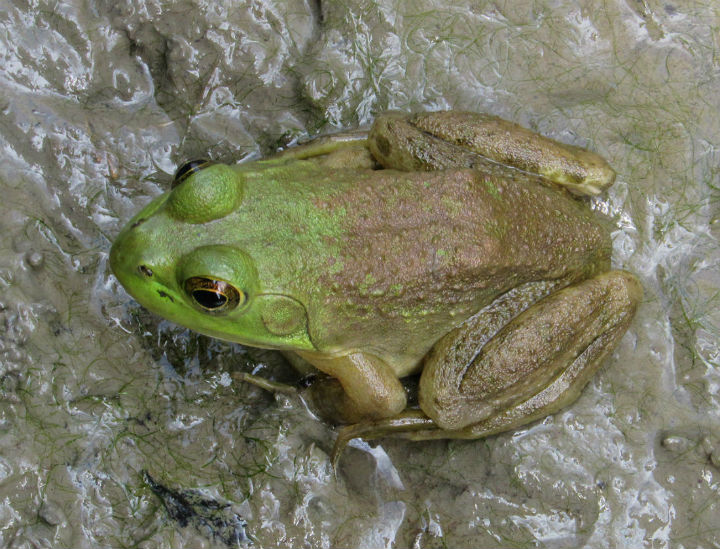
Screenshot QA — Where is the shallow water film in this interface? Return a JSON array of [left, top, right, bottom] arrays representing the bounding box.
[[1, 1, 719, 547]]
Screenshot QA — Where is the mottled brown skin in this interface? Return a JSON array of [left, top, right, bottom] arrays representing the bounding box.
[[307, 167, 611, 375]]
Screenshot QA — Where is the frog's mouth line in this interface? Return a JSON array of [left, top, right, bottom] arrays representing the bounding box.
[[129, 217, 147, 230], [156, 290, 175, 303]]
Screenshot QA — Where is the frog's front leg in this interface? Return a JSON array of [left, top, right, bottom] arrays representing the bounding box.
[[294, 350, 407, 423], [270, 129, 376, 170], [419, 270, 642, 436]]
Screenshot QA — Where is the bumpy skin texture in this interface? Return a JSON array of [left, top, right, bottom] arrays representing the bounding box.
[[110, 111, 641, 444]]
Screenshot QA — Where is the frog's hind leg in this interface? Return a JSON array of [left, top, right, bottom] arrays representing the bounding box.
[[368, 111, 615, 196], [418, 270, 642, 437], [328, 278, 583, 462]]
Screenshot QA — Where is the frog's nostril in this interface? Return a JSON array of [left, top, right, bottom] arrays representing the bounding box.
[[138, 265, 153, 277]]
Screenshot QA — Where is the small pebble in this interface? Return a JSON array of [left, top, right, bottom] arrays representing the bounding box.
[[661, 435, 690, 453], [701, 436, 715, 455], [26, 251, 44, 269]]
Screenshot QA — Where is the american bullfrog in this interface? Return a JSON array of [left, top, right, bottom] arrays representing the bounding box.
[[110, 111, 641, 459]]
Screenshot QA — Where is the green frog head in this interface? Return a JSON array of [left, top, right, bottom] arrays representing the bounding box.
[[111, 160, 315, 351]]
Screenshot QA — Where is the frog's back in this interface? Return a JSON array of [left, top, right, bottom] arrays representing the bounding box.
[[324, 167, 610, 307], [234, 162, 611, 369]]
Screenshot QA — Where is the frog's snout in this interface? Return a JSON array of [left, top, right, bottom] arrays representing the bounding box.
[[109, 217, 169, 299], [110, 231, 144, 292], [110, 240, 149, 284]]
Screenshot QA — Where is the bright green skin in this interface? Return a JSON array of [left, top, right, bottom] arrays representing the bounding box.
[[111, 111, 640, 439]]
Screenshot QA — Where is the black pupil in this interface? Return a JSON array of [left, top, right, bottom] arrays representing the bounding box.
[[192, 289, 227, 309]]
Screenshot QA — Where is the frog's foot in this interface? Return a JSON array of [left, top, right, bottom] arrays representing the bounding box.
[[330, 406, 500, 467], [233, 351, 408, 431], [232, 370, 414, 467], [368, 111, 615, 196], [419, 270, 642, 434], [331, 410, 436, 467]]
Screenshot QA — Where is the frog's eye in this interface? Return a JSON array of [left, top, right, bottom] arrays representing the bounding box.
[[172, 159, 216, 189], [185, 276, 244, 314]]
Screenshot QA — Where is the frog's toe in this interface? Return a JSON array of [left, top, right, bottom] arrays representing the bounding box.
[[232, 371, 299, 394]]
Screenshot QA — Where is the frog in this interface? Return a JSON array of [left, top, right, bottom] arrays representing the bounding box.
[[110, 111, 642, 461]]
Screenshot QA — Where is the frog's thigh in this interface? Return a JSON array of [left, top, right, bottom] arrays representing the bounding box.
[[419, 270, 642, 434], [270, 129, 376, 169], [296, 350, 407, 423]]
